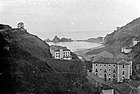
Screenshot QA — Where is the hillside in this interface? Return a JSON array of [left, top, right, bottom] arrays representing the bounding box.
[[104, 17, 140, 46], [0, 24, 103, 94]]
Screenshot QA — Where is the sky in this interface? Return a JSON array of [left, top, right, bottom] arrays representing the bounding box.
[[0, 0, 140, 39]]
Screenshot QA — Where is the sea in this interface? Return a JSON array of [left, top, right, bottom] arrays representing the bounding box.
[[33, 31, 106, 51], [46, 41, 102, 52]]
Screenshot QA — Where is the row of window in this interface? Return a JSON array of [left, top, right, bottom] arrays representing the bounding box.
[[95, 68, 116, 73], [95, 72, 116, 77], [95, 64, 116, 67], [63, 51, 70, 55], [55, 52, 70, 57], [55, 52, 70, 55]]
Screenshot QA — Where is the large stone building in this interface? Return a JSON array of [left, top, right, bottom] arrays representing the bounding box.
[[50, 45, 72, 60], [92, 57, 132, 82]]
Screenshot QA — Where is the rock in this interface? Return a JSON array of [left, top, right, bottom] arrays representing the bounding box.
[[52, 35, 61, 43]]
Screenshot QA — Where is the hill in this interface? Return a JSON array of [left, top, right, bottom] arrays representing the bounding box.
[[104, 17, 140, 46], [0, 24, 102, 94]]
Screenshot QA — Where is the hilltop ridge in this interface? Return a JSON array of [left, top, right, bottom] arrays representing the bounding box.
[[104, 17, 140, 46]]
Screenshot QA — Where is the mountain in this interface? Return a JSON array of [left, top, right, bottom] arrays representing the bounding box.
[[51, 36, 73, 42], [0, 24, 102, 94], [104, 17, 140, 47], [52, 35, 61, 43]]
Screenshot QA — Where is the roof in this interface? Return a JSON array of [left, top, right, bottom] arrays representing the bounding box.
[[117, 53, 128, 58], [93, 57, 117, 64], [102, 89, 114, 94], [50, 45, 70, 51], [93, 57, 131, 65], [117, 59, 131, 65]]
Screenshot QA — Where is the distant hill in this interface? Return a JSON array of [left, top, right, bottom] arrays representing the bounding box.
[[86, 37, 104, 43], [52, 35, 61, 42], [45, 35, 73, 43], [104, 17, 140, 47]]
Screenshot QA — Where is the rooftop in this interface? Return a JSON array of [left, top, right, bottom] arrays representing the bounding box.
[[93, 57, 131, 65]]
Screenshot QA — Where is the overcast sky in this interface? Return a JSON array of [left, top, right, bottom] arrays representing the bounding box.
[[0, 0, 140, 39]]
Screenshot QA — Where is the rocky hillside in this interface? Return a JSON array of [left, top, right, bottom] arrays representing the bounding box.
[[104, 17, 140, 46]]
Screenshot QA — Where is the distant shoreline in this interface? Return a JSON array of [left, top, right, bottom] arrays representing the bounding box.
[[46, 40, 103, 44]]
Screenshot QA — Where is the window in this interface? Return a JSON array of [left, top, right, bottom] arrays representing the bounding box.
[[104, 69, 107, 73], [113, 64, 116, 67], [100, 69, 102, 71], [109, 64, 111, 66], [113, 69, 116, 73], [113, 74, 116, 77], [104, 64, 106, 66], [95, 64, 98, 66], [95, 69, 98, 72], [108, 78, 111, 81], [123, 65, 125, 68], [100, 64, 102, 66], [123, 71, 125, 75], [95, 73, 98, 75], [108, 69, 111, 71]]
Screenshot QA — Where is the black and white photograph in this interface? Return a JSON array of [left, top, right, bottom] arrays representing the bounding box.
[[0, 0, 140, 94]]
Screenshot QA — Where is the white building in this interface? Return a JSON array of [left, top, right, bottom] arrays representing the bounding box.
[[50, 45, 72, 60], [102, 89, 114, 94], [121, 47, 132, 53], [132, 38, 139, 46]]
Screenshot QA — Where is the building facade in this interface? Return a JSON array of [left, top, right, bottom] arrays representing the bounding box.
[[92, 57, 132, 82], [121, 47, 132, 53], [50, 45, 72, 60]]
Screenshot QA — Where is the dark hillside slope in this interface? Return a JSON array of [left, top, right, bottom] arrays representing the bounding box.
[[104, 17, 140, 46], [0, 24, 55, 93], [0, 24, 100, 94], [0, 29, 16, 94], [8, 28, 52, 61]]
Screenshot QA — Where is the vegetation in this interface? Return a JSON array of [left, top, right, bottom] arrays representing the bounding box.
[[0, 24, 102, 94]]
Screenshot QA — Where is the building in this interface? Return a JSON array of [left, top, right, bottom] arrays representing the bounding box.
[[121, 47, 132, 53], [136, 64, 140, 70], [132, 38, 139, 46], [92, 57, 132, 82], [101, 89, 114, 94], [50, 45, 72, 60], [17, 22, 24, 29]]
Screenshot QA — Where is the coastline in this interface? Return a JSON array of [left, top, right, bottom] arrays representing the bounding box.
[[73, 44, 104, 61]]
